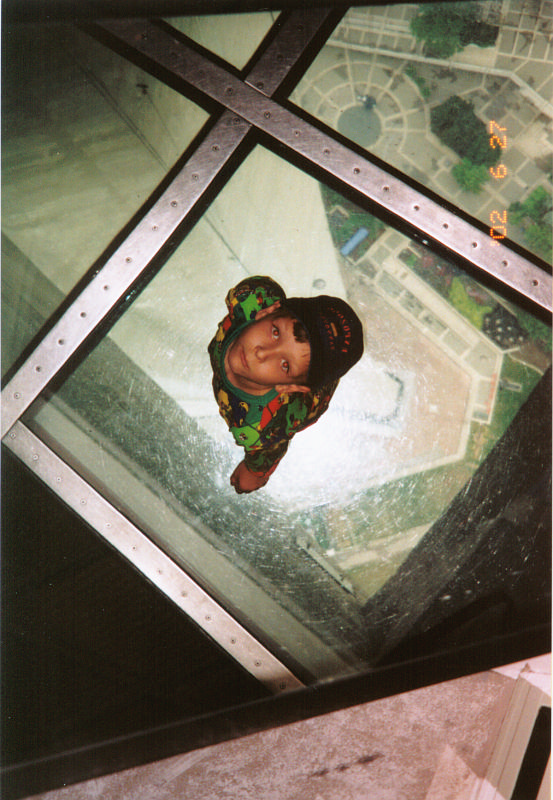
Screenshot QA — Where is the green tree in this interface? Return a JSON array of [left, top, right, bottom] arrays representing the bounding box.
[[410, 2, 498, 57], [411, 3, 469, 57], [431, 96, 500, 167], [523, 186, 550, 221], [510, 187, 550, 225], [509, 200, 525, 228], [509, 187, 553, 261], [525, 223, 553, 263], [452, 158, 489, 193]]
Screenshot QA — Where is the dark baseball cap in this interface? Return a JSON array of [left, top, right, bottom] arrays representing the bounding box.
[[283, 294, 364, 389]]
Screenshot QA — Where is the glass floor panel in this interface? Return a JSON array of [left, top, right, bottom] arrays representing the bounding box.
[[165, 12, 280, 70], [1, 22, 208, 375], [24, 144, 552, 681], [290, 1, 553, 265]]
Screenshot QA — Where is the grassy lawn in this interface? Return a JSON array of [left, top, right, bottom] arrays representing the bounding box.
[[479, 356, 544, 461], [320, 184, 385, 257]]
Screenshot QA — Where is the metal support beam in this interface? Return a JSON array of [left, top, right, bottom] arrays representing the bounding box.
[[1, 115, 247, 438], [2, 0, 369, 23], [2, 7, 551, 700], [1, 9, 337, 439], [97, 18, 552, 312], [5, 420, 306, 693], [1, 9, 345, 695]]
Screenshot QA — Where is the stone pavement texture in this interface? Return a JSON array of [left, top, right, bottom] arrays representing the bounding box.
[[26, 668, 517, 800]]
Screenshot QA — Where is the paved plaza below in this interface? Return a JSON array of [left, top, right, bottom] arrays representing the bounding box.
[[292, 0, 553, 260]]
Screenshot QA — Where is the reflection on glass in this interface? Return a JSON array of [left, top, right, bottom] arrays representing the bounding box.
[[291, 1, 553, 264], [1, 23, 208, 374], [166, 12, 279, 70], [25, 145, 551, 681]]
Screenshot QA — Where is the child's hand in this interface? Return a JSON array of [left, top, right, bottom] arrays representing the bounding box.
[[230, 461, 270, 494]]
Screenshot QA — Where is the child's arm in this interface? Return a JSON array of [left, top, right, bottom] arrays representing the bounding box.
[[230, 446, 284, 493], [230, 461, 271, 494], [229, 384, 337, 493]]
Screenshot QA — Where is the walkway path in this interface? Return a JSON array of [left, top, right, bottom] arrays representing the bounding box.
[[292, 0, 553, 259]]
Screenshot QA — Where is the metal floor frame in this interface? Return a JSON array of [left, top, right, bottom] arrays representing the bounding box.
[[2, 6, 551, 693]]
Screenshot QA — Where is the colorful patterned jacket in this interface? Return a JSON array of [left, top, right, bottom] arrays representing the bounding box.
[[208, 276, 338, 477]]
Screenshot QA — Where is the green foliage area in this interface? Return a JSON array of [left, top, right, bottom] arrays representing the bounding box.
[[525, 223, 553, 262], [400, 250, 419, 268], [480, 357, 544, 461], [525, 186, 551, 220], [516, 308, 552, 353], [320, 185, 386, 253], [400, 248, 460, 299], [509, 187, 553, 262], [431, 96, 500, 167], [404, 65, 431, 98], [452, 158, 490, 193], [510, 186, 551, 225], [410, 2, 498, 58], [448, 277, 493, 328], [339, 210, 383, 247]]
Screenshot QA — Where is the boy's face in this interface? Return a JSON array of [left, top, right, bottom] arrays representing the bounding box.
[[225, 308, 311, 395]]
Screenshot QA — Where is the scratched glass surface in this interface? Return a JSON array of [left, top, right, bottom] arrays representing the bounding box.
[[165, 11, 280, 69], [1, 22, 208, 376], [24, 143, 551, 680], [290, 1, 553, 265]]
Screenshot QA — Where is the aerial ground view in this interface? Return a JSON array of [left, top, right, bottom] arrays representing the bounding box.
[[288, 1, 552, 597], [294, 0, 552, 265], [3, 4, 550, 618]]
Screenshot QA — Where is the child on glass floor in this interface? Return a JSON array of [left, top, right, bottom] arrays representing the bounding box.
[[208, 276, 364, 494]]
